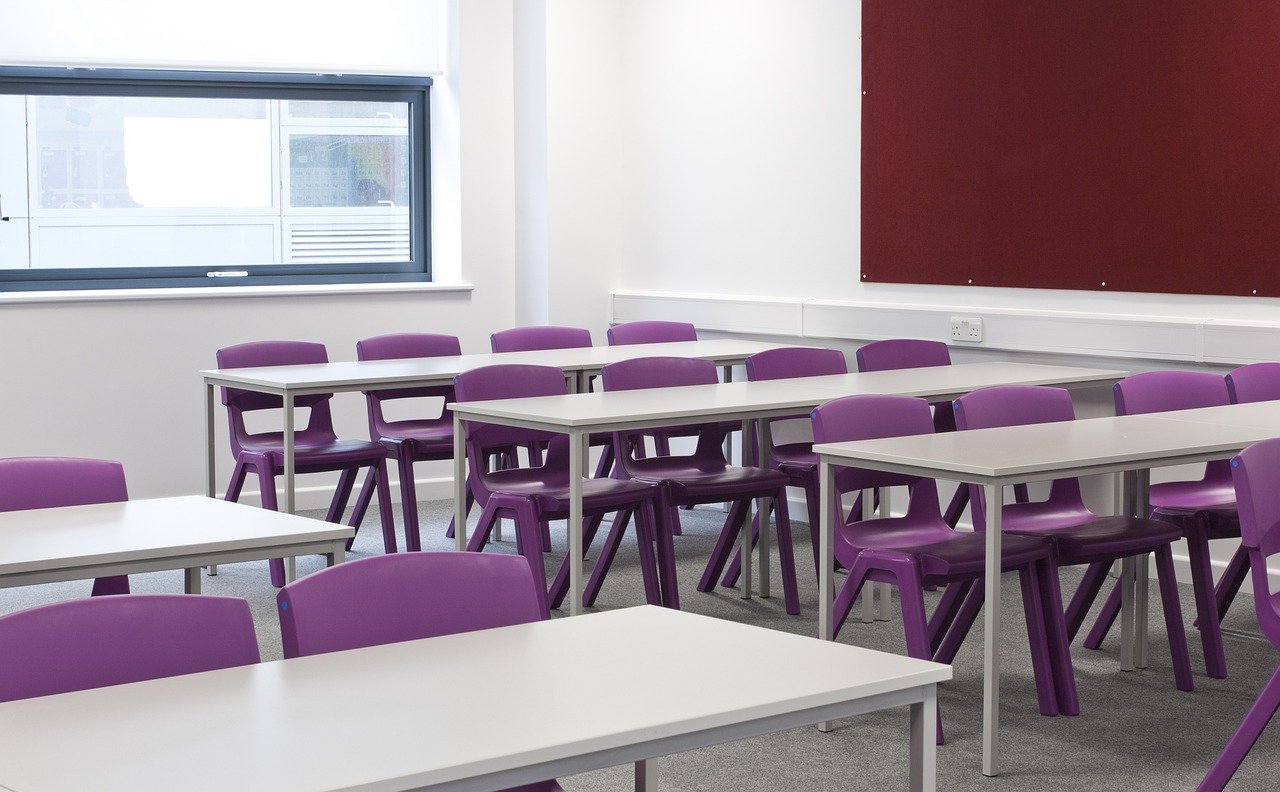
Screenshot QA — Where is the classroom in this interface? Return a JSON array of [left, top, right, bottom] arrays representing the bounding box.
[[0, 1, 1277, 790]]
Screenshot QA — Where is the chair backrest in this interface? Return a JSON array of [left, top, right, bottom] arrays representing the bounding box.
[[0, 594, 259, 703], [606, 320, 697, 346], [1114, 370, 1233, 486], [953, 385, 1087, 527], [216, 341, 338, 453], [356, 333, 462, 438], [746, 347, 848, 381], [1230, 439, 1280, 643], [277, 552, 546, 659], [490, 325, 592, 353], [600, 356, 725, 465], [1226, 362, 1280, 405], [810, 395, 940, 500], [855, 339, 951, 373], [0, 457, 127, 512]]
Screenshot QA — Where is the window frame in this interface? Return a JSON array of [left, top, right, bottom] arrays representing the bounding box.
[[0, 66, 432, 291]]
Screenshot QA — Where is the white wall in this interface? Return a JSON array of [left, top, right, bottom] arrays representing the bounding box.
[[0, 0, 517, 503]]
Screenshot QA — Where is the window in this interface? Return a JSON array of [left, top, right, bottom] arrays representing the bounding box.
[[0, 68, 431, 291]]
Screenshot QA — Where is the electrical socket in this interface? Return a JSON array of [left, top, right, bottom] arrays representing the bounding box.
[[949, 316, 983, 342]]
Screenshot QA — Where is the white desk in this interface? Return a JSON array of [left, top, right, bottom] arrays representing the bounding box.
[[450, 362, 1125, 616], [0, 606, 950, 792], [0, 496, 351, 594], [813, 412, 1278, 777], [200, 339, 784, 515]]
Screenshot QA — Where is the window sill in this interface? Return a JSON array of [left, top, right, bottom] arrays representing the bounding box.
[[0, 281, 475, 305]]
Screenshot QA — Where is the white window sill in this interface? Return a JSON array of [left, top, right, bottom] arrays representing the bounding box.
[[0, 281, 475, 305]]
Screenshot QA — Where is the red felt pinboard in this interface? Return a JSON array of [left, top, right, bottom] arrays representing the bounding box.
[[861, 2, 1280, 296]]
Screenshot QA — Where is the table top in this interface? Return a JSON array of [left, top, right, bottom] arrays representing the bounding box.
[[0, 606, 949, 792], [1153, 399, 1280, 431], [814, 412, 1277, 483], [200, 339, 786, 390], [448, 362, 1127, 430], [0, 496, 351, 577]]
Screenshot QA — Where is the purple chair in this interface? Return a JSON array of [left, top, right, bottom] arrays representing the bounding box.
[[349, 333, 468, 551], [811, 394, 1075, 740], [0, 594, 259, 703], [954, 385, 1194, 693], [1198, 439, 1280, 791], [719, 346, 851, 586], [854, 339, 1012, 526], [491, 325, 592, 353], [217, 340, 396, 587], [600, 356, 801, 615], [0, 456, 130, 596], [606, 320, 697, 346], [277, 553, 563, 792], [454, 364, 663, 613], [1083, 371, 1236, 678]]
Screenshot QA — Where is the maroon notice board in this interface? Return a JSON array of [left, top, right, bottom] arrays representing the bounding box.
[[861, 2, 1280, 296]]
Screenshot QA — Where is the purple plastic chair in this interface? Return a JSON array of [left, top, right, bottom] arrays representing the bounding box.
[[606, 320, 697, 346], [1083, 370, 1235, 678], [491, 325, 592, 353], [217, 341, 396, 587], [600, 356, 801, 614], [1198, 439, 1280, 792], [277, 553, 563, 792], [348, 333, 468, 551], [0, 456, 130, 596], [0, 594, 259, 703], [718, 347, 851, 586], [854, 339, 1015, 526], [954, 385, 1193, 693], [811, 394, 1075, 741], [454, 364, 663, 613]]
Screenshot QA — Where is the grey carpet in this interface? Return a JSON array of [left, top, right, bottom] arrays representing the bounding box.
[[3, 500, 1276, 791]]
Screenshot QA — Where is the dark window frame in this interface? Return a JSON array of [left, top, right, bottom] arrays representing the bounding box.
[[0, 67, 432, 291]]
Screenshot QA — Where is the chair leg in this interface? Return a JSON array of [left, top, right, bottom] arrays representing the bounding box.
[[548, 510, 611, 609], [467, 502, 503, 552], [888, 563, 945, 745], [1083, 576, 1122, 650], [803, 479, 823, 580], [698, 500, 751, 593], [942, 484, 969, 528], [256, 466, 287, 588], [325, 468, 358, 524], [224, 460, 249, 503], [653, 490, 682, 609], [445, 487, 476, 540], [1018, 564, 1062, 717], [585, 510, 633, 607], [928, 580, 973, 656], [372, 461, 398, 554], [90, 575, 130, 596], [1038, 557, 1080, 716], [771, 493, 801, 615], [719, 508, 763, 589], [1214, 544, 1251, 626], [934, 583, 985, 666], [1196, 665, 1280, 792], [396, 451, 421, 552], [1184, 525, 1228, 678], [511, 501, 551, 616], [831, 565, 871, 641], [1065, 560, 1114, 643], [633, 500, 664, 606], [1155, 545, 1195, 692]]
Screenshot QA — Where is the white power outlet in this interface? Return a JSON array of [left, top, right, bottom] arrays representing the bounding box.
[[949, 316, 983, 342]]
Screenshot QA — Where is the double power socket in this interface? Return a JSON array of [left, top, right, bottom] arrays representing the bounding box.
[[949, 316, 983, 343]]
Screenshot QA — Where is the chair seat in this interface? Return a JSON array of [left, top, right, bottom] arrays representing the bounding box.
[[238, 437, 388, 469], [1005, 515, 1183, 562], [378, 419, 454, 445], [629, 462, 789, 501], [772, 442, 817, 469], [837, 519, 1050, 578], [484, 469, 656, 513], [1150, 479, 1235, 511], [1151, 504, 1241, 540]]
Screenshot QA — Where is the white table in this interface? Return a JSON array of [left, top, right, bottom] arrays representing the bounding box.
[[0, 606, 950, 792], [450, 362, 1125, 616], [0, 496, 351, 594], [199, 339, 784, 515], [813, 412, 1278, 776]]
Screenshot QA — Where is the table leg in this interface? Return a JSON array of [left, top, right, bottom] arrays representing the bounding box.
[[860, 488, 876, 623], [285, 557, 297, 583], [569, 430, 586, 616], [184, 567, 201, 595], [723, 365, 734, 513], [635, 757, 660, 791], [204, 380, 216, 498], [877, 487, 894, 621], [1120, 470, 1137, 672], [818, 458, 836, 733], [910, 684, 939, 792], [757, 418, 772, 599], [284, 390, 296, 515], [982, 482, 1003, 777], [454, 413, 467, 552], [740, 418, 754, 600], [328, 541, 345, 567], [1135, 469, 1151, 669]]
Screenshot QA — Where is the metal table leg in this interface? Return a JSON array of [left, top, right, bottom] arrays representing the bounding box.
[[982, 482, 1004, 777]]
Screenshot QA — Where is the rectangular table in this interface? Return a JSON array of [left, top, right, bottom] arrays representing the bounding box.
[[813, 412, 1279, 777], [0, 496, 351, 594], [0, 606, 950, 792], [200, 339, 786, 515], [450, 362, 1125, 617]]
